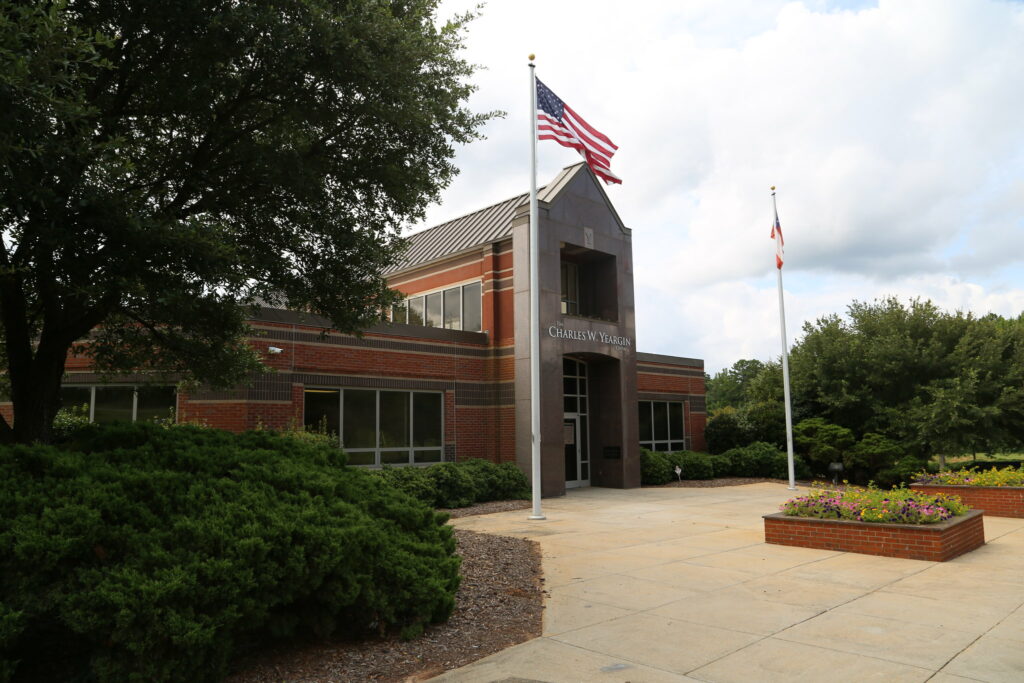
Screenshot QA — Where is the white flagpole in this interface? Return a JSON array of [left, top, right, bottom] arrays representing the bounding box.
[[528, 55, 545, 520], [772, 187, 797, 490]]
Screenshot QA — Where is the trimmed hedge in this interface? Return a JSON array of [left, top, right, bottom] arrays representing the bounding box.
[[372, 459, 530, 509], [641, 443, 811, 485], [0, 423, 460, 682]]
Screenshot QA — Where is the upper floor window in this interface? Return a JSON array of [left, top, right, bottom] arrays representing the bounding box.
[[561, 262, 579, 315], [391, 281, 482, 332], [559, 245, 617, 321]]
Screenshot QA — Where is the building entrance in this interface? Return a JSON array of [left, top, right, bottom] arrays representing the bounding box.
[[563, 358, 590, 488]]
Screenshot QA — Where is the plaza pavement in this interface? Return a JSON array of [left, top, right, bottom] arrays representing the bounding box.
[[432, 483, 1024, 683]]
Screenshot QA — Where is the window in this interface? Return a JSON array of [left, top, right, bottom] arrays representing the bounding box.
[[638, 400, 686, 452], [303, 388, 444, 466], [461, 282, 482, 332], [408, 296, 425, 325], [394, 282, 482, 333], [443, 287, 461, 329], [391, 300, 408, 324], [563, 358, 589, 482], [425, 292, 443, 327], [59, 385, 176, 424], [560, 262, 579, 315], [559, 245, 617, 320]]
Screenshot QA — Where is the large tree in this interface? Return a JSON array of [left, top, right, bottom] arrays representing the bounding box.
[[790, 298, 1024, 459], [0, 0, 491, 442]]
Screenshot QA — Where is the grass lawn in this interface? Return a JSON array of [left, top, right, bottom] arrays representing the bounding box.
[[943, 452, 1023, 465]]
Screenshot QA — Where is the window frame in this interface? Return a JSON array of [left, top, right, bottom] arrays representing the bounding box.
[[60, 385, 177, 424], [638, 400, 687, 452], [303, 387, 446, 467], [393, 279, 482, 333], [560, 261, 579, 315]]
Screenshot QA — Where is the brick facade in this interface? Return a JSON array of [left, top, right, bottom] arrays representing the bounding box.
[[763, 510, 985, 561], [909, 484, 1024, 519], [636, 356, 707, 452], [11, 164, 706, 493]]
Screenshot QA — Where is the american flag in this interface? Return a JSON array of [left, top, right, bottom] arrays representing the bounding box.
[[771, 205, 784, 269], [536, 78, 621, 185]]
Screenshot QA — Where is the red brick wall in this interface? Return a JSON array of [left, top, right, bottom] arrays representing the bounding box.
[[763, 511, 985, 562], [910, 484, 1024, 519]]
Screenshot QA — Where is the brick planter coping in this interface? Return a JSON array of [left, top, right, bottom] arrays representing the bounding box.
[[763, 509, 985, 562], [910, 483, 1024, 519]]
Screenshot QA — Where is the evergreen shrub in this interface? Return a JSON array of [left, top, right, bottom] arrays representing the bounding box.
[[720, 442, 811, 480], [706, 453, 733, 477], [723, 441, 780, 476], [425, 462, 480, 508], [372, 459, 529, 508], [704, 411, 749, 454], [666, 451, 714, 480], [640, 449, 673, 485], [457, 459, 530, 502], [0, 423, 460, 682], [875, 457, 933, 488]]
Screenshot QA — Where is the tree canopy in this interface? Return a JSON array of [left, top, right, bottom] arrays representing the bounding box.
[[705, 297, 1024, 480], [0, 0, 492, 442]]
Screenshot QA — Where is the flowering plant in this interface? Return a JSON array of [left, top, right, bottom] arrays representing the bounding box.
[[915, 465, 1024, 487], [779, 485, 968, 524]]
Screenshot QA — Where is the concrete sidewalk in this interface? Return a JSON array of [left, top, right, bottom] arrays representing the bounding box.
[[433, 484, 1024, 683]]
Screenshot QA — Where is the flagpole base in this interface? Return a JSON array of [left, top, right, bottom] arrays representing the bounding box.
[[528, 514, 547, 520], [787, 486, 798, 491]]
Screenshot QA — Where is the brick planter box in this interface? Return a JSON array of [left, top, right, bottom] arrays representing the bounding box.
[[910, 483, 1024, 519], [763, 509, 985, 561]]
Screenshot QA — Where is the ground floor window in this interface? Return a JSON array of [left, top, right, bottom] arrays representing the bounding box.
[[638, 400, 685, 452], [303, 388, 444, 466], [60, 385, 177, 424]]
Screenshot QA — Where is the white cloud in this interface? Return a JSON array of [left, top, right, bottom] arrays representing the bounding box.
[[421, 0, 1024, 372]]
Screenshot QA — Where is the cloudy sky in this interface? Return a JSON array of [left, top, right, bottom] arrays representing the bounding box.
[[415, 0, 1024, 373]]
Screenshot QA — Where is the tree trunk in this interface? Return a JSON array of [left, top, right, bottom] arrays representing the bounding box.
[[6, 339, 72, 445]]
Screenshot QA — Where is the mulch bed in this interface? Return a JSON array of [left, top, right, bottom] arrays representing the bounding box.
[[441, 499, 531, 518], [227, 525, 543, 683]]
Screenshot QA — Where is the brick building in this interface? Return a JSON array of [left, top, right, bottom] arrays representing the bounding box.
[[47, 164, 705, 497]]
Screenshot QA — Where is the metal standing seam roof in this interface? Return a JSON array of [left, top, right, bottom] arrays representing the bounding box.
[[385, 164, 588, 275], [384, 192, 525, 274]]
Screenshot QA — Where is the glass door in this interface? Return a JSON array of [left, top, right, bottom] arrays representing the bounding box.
[[563, 357, 590, 488]]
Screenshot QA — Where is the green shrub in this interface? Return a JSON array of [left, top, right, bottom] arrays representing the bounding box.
[[458, 459, 530, 502], [770, 452, 812, 480], [375, 466, 439, 507], [371, 460, 529, 509], [425, 462, 478, 508], [793, 418, 855, 471], [846, 432, 905, 484], [51, 402, 90, 441], [723, 441, 781, 477], [0, 423, 459, 682], [740, 401, 786, 448], [640, 449, 673, 485], [669, 451, 714, 480], [704, 411, 749, 454], [706, 453, 733, 477]]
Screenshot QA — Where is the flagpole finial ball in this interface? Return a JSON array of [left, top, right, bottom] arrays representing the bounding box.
[[770, 186, 776, 191], [528, 53, 535, 61]]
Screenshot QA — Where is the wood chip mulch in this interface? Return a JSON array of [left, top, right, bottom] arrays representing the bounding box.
[[441, 499, 531, 518], [226, 526, 543, 683]]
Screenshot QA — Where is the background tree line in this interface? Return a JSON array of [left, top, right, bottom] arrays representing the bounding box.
[[704, 298, 1024, 483]]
